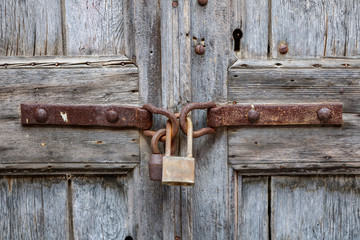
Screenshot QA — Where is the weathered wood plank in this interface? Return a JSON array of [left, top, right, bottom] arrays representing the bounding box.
[[271, 176, 360, 239], [0, 56, 140, 174], [71, 176, 130, 240], [0, 0, 63, 56], [125, 1, 163, 239], [0, 177, 69, 239], [229, 113, 360, 175], [238, 176, 269, 240], [64, 0, 132, 56], [229, 59, 360, 113], [271, 0, 360, 58], [188, 1, 234, 239], [233, 0, 269, 59]]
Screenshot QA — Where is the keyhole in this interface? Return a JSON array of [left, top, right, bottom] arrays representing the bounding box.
[[233, 29, 243, 51]]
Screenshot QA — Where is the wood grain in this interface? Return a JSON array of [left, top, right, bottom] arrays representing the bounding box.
[[188, 0, 235, 239], [238, 176, 269, 240], [233, 0, 269, 59], [271, 0, 360, 58], [0, 0, 63, 56], [71, 176, 130, 240], [229, 59, 360, 114], [230, 113, 360, 175], [0, 56, 140, 174], [0, 177, 69, 239], [63, 0, 133, 56], [271, 176, 360, 239]]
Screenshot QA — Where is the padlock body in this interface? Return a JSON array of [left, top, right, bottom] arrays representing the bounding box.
[[162, 156, 195, 186], [149, 154, 163, 181]]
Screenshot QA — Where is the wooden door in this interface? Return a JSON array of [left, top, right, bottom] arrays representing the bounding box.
[[1, 0, 359, 240]]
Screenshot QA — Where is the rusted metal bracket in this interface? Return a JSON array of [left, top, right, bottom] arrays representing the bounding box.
[[207, 103, 342, 127], [21, 104, 152, 129]]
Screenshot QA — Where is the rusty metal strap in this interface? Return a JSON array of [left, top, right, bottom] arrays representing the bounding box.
[[207, 103, 343, 127], [21, 104, 152, 129]]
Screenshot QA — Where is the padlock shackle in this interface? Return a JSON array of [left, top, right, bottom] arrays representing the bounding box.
[[186, 117, 193, 158], [165, 121, 172, 157]]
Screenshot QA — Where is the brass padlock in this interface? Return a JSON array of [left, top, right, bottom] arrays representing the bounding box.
[[162, 117, 195, 186], [148, 129, 166, 181]]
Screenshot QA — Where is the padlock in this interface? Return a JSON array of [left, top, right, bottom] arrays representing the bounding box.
[[162, 117, 195, 186], [149, 128, 166, 181]]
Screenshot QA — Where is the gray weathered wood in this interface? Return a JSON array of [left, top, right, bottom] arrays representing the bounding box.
[[238, 176, 269, 240], [229, 59, 360, 113], [0, 177, 69, 239], [271, 0, 360, 58], [0, 56, 140, 174], [271, 176, 360, 239], [188, 1, 235, 239], [232, 0, 269, 59], [63, 0, 134, 56], [230, 113, 360, 174], [71, 176, 130, 240], [125, 1, 163, 239], [0, 0, 64, 56]]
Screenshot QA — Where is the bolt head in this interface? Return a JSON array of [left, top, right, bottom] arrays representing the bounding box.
[[198, 0, 208, 6], [279, 43, 288, 54], [195, 45, 205, 55], [248, 110, 260, 123], [34, 108, 48, 123], [106, 110, 119, 123], [317, 108, 332, 122]]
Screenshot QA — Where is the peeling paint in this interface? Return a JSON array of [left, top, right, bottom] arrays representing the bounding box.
[[60, 112, 68, 122]]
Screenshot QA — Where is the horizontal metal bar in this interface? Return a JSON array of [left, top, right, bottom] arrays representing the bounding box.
[[21, 104, 152, 129], [207, 103, 342, 127]]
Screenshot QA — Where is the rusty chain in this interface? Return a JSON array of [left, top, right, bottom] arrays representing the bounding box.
[[143, 102, 217, 142], [179, 102, 217, 138]]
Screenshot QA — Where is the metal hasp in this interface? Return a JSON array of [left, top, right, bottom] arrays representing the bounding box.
[[207, 103, 343, 127], [21, 104, 152, 129]]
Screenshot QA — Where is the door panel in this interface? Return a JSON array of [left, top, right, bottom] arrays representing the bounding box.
[[0, 177, 69, 239], [271, 176, 360, 239], [271, 0, 360, 58], [0, 56, 140, 174]]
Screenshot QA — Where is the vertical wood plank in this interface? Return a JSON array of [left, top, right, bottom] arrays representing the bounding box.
[[0, 0, 63, 56], [238, 176, 269, 240], [126, 1, 164, 239], [234, 0, 269, 59], [188, 1, 234, 239], [271, 0, 360, 58], [71, 176, 130, 240], [63, 0, 131, 56], [271, 176, 360, 239], [0, 177, 69, 239]]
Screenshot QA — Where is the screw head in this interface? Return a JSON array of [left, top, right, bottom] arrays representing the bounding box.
[[172, 1, 178, 7], [195, 45, 205, 55], [106, 110, 119, 123], [279, 43, 288, 54], [317, 108, 332, 122], [34, 108, 48, 123], [198, 0, 208, 6], [248, 110, 260, 123]]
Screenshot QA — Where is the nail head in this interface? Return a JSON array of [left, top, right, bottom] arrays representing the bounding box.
[[34, 108, 48, 123]]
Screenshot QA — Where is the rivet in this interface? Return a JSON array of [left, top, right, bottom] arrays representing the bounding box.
[[34, 108, 48, 123], [339, 88, 345, 94], [172, 1, 178, 7], [279, 43, 288, 54], [195, 45, 205, 55], [198, 0, 208, 6], [317, 108, 332, 122], [106, 110, 119, 123], [248, 110, 260, 123]]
